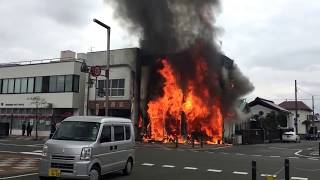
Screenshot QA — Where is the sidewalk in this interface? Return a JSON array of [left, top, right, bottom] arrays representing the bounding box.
[[0, 153, 39, 177]]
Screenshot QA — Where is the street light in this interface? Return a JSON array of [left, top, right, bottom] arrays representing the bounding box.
[[93, 18, 111, 116]]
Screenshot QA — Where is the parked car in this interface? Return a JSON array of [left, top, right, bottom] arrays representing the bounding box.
[[282, 131, 300, 143], [38, 116, 135, 180]]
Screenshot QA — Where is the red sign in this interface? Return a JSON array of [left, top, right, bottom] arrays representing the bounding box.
[[90, 66, 101, 77]]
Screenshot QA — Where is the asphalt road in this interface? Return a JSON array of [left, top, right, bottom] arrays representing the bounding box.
[[0, 138, 319, 180]]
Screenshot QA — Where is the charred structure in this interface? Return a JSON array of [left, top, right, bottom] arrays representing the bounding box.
[[107, 0, 254, 143]]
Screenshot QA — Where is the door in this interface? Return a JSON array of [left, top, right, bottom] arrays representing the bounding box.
[[96, 125, 113, 174]]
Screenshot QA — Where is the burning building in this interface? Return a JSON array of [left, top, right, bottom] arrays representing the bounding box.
[[107, 0, 254, 143]]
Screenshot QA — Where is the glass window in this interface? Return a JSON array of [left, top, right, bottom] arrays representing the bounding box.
[[119, 79, 125, 88], [125, 126, 131, 140], [52, 121, 100, 141], [27, 77, 34, 93], [109, 79, 125, 96], [73, 75, 79, 92], [2, 79, 8, 94], [97, 80, 106, 97], [42, 76, 50, 93], [49, 76, 57, 92], [111, 79, 118, 88], [14, 78, 21, 93], [8, 79, 14, 93], [21, 78, 28, 93], [57, 75, 65, 92], [65, 75, 73, 92], [0, 79, 2, 94], [35, 77, 42, 93], [114, 126, 124, 141], [101, 126, 111, 143]]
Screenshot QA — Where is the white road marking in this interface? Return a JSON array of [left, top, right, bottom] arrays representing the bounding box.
[[291, 177, 308, 180], [33, 150, 43, 153], [162, 165, 175, 168], [270, 156, 281, 158], [261, 174, 277, 177], [235, 153, 245, 156], [207, 169, 222, 173], [221, 152, 229, 155], [288, 157, 299, 159], [20, 152, 42, 156], [0, 143, 43, 147], [184, 167, 198, 170], [0, 173, 39, 179], [307, 157, 319, 161], [141, 163, 155, 166], [232, 171, 248, 175], [251, 155, 262, 157]]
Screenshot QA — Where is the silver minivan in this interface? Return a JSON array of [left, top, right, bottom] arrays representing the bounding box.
[[39, 116, 135, 180]]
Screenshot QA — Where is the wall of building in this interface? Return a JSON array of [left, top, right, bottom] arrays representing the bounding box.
[[250, 105, 275, 117], [287, 110, 311, 134]]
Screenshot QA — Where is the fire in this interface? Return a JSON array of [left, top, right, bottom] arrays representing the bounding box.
[[147, 57, 223, 144]]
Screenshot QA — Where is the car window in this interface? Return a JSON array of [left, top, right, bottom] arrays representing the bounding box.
[[101, 126, 112, 143], [114, 126, 125, 141], [125, 126, 131, 140]]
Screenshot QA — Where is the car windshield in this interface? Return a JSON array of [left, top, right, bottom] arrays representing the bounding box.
[[52, 121, 100, 141]]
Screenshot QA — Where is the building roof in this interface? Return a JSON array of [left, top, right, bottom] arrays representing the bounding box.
[[248, 97, 290, 113], [279, 101, 312, 112]]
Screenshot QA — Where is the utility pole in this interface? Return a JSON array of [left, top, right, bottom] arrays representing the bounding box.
[[295, 80, 298, 134], [312, 95, 315, 136]]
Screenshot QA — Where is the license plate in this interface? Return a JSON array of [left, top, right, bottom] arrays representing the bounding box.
[[48, 168, 61, 177]]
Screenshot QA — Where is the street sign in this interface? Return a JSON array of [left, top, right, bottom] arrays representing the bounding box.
[[90, 66, 101, 77]]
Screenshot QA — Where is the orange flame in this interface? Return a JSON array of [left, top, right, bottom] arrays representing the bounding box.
[[147, 58, 223, 144]]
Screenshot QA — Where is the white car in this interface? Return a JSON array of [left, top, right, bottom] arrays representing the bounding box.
[[282, 131, 300, 143]]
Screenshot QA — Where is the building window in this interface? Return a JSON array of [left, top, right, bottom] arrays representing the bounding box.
[[65, 75, 73, 92], [109, 79, 125, 96], [97, 80, 106, 97], [57, 75, 65, 92], [35, 77, 42, 93], [27, 77, 34, 93], [14, 78, 21, 94], [73, 75, 79, 92], [8, 79, 14, 94], [21, 78, 28, 93], [2, 79, 8, 94], [49, 76, 57, 92], [42, 76, 50, 93], [0, 79, 2, 94]]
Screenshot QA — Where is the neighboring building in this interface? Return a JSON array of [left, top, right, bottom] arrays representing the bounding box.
[[0, 51, 86, 136], [79, 48, 141, 129], [279, 101, 313, 135]]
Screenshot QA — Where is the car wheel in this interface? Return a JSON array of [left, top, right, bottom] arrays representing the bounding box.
[[123, 158, 133, 176], [89, 167, 100, 180]]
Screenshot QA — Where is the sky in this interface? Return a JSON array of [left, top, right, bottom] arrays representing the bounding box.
[[0, 0, 320, 111]]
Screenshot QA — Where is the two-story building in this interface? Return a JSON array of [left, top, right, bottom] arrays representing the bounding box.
[[279, 101, 312, 135], [0, 51, 86, 136]]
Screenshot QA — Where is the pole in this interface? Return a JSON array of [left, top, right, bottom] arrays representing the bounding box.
[[93, 18, 110, 117], [312, 96, 315, 137], [105, 27, 110, 116], [86, 73, 90, 115], [252, 161, 256, 180], [295, 80, 298, 134], [285, 159, 289, 180], [35, 104, 38, 140]]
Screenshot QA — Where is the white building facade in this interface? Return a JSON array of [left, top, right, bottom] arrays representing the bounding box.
[[0, 52, 86, 136]]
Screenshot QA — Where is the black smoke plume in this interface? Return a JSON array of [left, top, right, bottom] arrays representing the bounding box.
[[107, 0, 254, 119]]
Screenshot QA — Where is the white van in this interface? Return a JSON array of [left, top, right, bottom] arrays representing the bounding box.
[[39, 116, 135, 180]]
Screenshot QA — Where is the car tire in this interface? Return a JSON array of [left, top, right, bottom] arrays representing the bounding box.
[[123, 158, 133, 176], [89, 167, 101, 180]]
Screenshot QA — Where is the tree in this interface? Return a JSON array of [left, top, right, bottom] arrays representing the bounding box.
[[28, 96, 47, 140]]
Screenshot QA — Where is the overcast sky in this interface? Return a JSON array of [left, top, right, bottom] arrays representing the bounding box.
[[1, 0, 319, 110]]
